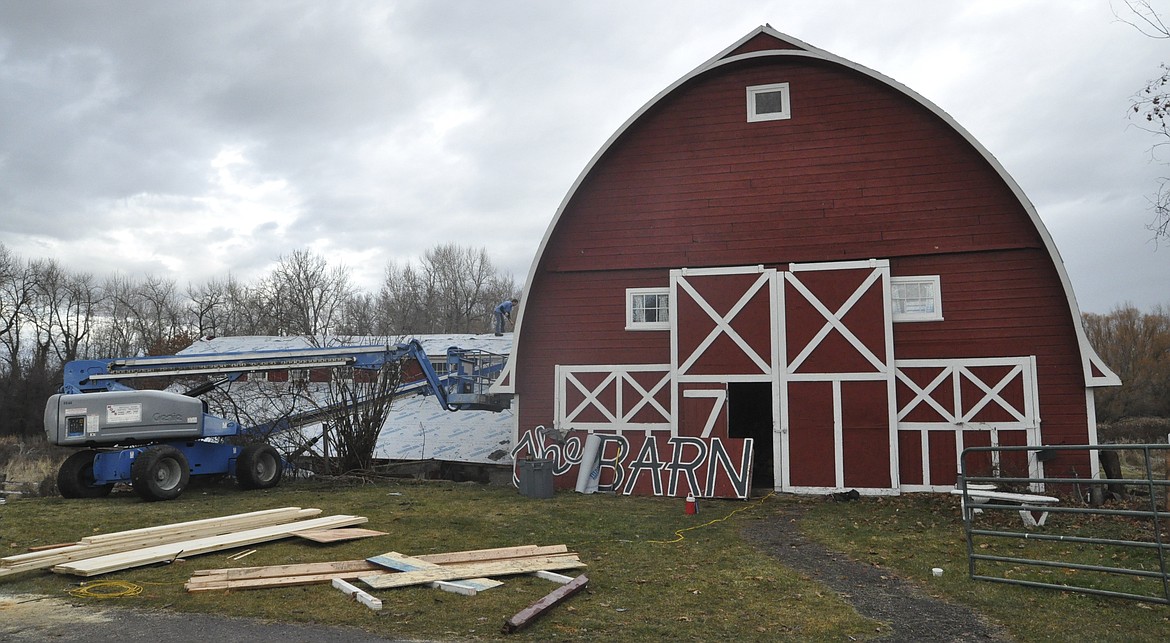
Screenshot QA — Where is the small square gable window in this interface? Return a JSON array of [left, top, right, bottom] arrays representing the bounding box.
[[747, 82, 791, 122]]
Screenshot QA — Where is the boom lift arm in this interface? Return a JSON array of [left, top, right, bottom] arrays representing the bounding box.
[[44, 340, 510, 501]]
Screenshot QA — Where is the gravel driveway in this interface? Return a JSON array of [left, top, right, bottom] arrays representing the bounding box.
[[740, 503, 1012, 642]]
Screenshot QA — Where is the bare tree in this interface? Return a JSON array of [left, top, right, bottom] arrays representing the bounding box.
[[0, 245, 35, 377], [428, 244, 497, 333], [222, 275, 277, 336], [0, 251, 60, 437], [321, 361, 406, 474], [193, 353, 407, 475], [377, 243, 518, 335], [378, 260, 433, 335], [1120, 1, 1170, 239], [199, 375, 319, 447], [91, 274, 140, 358], [336, 291, 378, 336], [260, 250, 353, 341], [26, 260, 63, 371], [60, 271, 101, 362], [31, 260, 101, 364], [187, 277, 229, 339], [1083, 304, 1170, 420], [134, 275, 187, 354]]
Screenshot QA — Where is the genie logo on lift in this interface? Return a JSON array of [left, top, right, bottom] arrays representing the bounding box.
[[152, 413, 188, 423]]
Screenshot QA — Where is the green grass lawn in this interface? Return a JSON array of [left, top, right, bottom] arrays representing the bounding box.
[[799, 493, 1170, 642], [1, 478, 1168, 641]]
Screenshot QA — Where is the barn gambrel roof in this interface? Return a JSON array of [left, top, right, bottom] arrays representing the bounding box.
[[493, 25, 1119, 393]]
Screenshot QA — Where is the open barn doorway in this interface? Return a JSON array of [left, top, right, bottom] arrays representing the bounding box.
[[728, 381, 775, 489]]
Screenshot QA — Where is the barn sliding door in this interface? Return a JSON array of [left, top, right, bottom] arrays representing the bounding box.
[[781, 260, 897, 493], [670, 266, 778, 493]]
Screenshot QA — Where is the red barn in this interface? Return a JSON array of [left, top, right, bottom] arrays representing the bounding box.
[[495, 26, 1118, 499]]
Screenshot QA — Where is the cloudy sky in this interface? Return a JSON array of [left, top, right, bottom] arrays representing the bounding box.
[[1, 1, 1166, 314]]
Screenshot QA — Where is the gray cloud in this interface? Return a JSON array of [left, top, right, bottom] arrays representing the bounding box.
[[0, 1, 1166, 312]]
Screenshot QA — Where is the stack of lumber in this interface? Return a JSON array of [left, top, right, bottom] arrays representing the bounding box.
[[53, 514, 367, 577], [362, 546, 584, 592], [186, 544, 583, 593], [0, 507, 360, 579], [294, 527, 386, 543], [359, 550, 584, 590]]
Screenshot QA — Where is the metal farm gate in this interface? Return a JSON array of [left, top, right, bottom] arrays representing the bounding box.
[[958, 443, 1170, 604]]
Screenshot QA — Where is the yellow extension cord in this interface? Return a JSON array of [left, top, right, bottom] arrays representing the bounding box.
[[648, 490, 775, 544], [67, 580, 146, 599]]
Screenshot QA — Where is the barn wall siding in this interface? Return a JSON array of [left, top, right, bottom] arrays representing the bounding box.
[[512, 29, 1103, 496], [542, 59, 1040, 275]]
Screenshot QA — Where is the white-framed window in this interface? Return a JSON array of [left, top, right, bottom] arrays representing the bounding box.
[[626, 287, 670, 331], [891, 276, 943, 322], [746, 82, 791, 122]]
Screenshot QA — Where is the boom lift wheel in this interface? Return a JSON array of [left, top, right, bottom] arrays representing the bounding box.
[[57, 450, 114, 499], [131, 445, 191, 501], [237, 443, 283, 490]]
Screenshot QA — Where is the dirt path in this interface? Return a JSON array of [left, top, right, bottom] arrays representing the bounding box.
[[740, 505, 1012, 642], [0, 593, 399, 642]]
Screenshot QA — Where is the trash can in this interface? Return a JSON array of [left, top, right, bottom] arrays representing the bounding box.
[[518, 458, 554, 499]]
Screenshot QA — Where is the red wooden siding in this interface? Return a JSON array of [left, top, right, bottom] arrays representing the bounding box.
[[898, 431, 924, 485], [888, 251, 1090, 475], [961, 430, 995, 477], [517, 269, 672, 431], [786, 380, 836, 487], [515, 31, 1096, 492], [727, 32, 806, 56], [680, 383, 729, 437], [785, 267, 888, 375], [928, 430, 960, 484], [676, 271, 773, 376], [841, 379, 893, 488], [541, 59, 1040, 275]]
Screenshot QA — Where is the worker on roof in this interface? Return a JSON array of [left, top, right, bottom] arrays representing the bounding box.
[[494, 298, 518, 336]]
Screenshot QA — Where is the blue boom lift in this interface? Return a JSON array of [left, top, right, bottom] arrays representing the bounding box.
[[43, 340, 509, 501]]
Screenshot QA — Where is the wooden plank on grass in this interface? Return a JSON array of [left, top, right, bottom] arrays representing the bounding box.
[[359, 555, 585, 590], [532, 570, 575, 584], [25, 543, 75, 552], [503, 574, 589, 634], [2, 507, 322, 574], [187, 569, 395, 592], [366, 551, 501, 595], [294, 527, 386, 543], [404, 544, 569, 566], [78, 507, 320, 545], [191, 559, 381, 580], [52, 514, 367, 577], [332, 578, 382, 611], [185, 561, 386, 592], [184, 545, 578, 593], [192, 545, 571, 582]]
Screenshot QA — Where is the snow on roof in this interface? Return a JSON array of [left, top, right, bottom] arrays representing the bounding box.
[[178, 333, 512, 357]]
